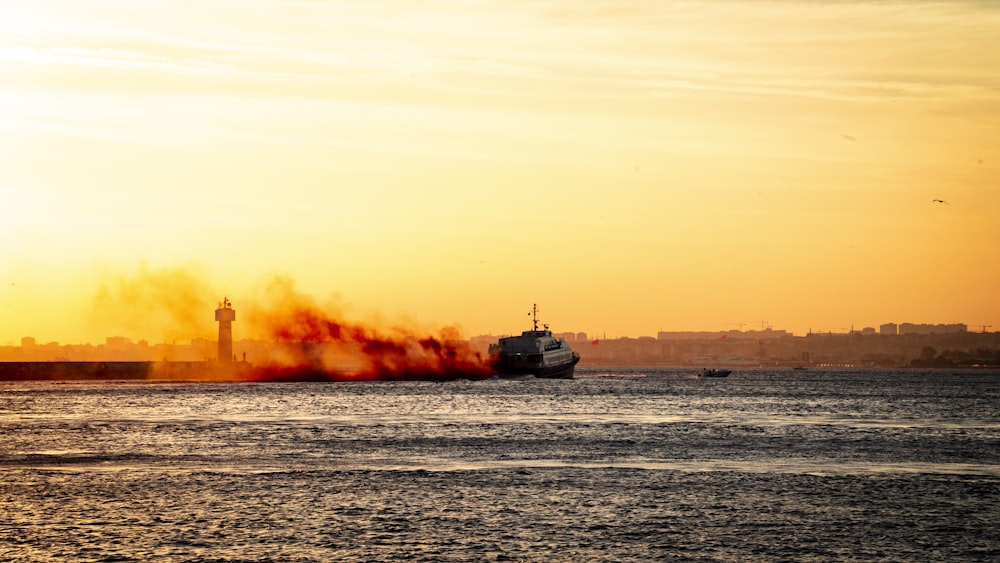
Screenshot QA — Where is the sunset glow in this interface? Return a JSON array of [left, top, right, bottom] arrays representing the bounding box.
[[2, 0, 998, 345]]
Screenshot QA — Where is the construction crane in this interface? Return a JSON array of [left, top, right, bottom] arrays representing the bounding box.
[[981, 325, 993, 333], [731, 321, 771, 332]]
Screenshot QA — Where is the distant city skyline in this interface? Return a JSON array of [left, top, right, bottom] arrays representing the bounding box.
[[5, 320, 989, 351], [6, 322, 999, 371]]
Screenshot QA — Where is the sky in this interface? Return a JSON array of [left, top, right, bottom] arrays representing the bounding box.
[[1, 0, 998, 345]]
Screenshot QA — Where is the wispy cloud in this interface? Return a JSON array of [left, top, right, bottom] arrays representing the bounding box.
[[1, 45, 217, 73], [6, 1, 996, 99], [2, 0, 996, 155]]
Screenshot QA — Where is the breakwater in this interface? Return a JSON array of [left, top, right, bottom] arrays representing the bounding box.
[[0, 362, 213, 381]]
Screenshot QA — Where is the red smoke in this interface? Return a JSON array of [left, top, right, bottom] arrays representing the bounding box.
[[88, 268, 495, 382], [244, 277, 493, 382]]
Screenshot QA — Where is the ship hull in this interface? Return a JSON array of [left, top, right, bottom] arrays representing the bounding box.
[[494, 355, 580, 379]]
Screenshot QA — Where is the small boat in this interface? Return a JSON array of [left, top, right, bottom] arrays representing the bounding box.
[[489, 304, 580, 379], [699, 368, 732, 378]]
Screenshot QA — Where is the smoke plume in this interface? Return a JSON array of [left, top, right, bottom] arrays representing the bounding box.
[[244, 276, 493, 381], [90, 266, 493, 381], [89, 263, 214, 343]]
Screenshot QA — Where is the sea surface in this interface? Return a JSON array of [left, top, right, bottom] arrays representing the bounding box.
[[2, 367, 999, 562]]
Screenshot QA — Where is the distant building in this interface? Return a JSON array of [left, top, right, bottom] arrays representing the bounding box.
[[106, 336, 132, 348], [658, 331, 725, 341], [657, 329, 790, 341], [899, 323, 967, 335], [880, 323, 898, 335]]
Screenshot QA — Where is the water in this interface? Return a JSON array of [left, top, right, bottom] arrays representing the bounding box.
[[2, 367, 999, 561]]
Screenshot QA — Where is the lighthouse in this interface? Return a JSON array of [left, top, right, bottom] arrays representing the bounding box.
[[215, 297, 235, 363]]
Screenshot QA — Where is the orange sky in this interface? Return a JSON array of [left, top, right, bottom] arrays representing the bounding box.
[[2, 1, 998, 345]]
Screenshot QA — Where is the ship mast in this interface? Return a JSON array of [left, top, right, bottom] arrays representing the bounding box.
[[531, 303, 538, 331]]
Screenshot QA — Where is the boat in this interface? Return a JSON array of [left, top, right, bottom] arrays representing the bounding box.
[[489, 304, 580, 379], [699, 368, 732, 378]]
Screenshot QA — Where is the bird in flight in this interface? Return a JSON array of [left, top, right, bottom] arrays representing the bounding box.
[[932, 199, 949, 205]]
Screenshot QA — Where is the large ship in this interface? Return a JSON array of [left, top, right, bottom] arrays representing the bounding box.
[[490, 304, 580, 379]]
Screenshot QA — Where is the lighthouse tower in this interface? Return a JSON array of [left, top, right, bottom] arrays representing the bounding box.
[[215, 297, 236, 363]]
